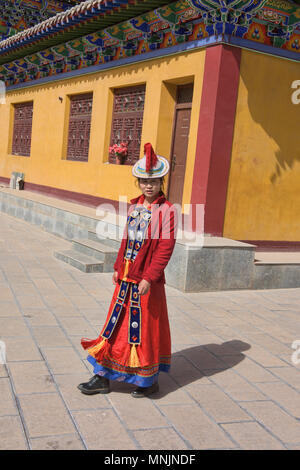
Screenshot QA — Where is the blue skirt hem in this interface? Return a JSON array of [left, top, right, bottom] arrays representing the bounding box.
[[87, 355, 170, 388]]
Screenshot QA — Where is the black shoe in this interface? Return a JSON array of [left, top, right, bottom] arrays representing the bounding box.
[[131, 382, 159, 398], [78, 375, 110, 395]]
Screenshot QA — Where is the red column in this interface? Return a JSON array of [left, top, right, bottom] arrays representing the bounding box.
[[190, 44, 241, 235]]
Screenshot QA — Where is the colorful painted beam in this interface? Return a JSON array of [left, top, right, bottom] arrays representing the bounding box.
[[0, 0, 176, 62], [0, 0, 72, 42], [0, 0, 299, 87]]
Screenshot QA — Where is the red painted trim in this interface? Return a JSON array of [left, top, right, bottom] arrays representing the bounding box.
[[0, 177, 10, 185], [0, 178, 129, 211], [190, 44, 241, 235], [23, 181, 129, 211], [240, 240, 300, 251]]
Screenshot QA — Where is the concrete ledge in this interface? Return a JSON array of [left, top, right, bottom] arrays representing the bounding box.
[[0, 187, 299, 292]]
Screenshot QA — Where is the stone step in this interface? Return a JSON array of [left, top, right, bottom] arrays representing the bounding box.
[[71, 238, 117, 271], [87, 230, 122, 250], [254, 251, 300, 264], [53, 249, 104, 273]]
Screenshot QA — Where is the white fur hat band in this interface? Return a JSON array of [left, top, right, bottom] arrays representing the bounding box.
[[132, 143, 170, 178]]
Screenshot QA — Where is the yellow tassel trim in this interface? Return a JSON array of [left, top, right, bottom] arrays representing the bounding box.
[[122, 259, 131, 281], [128, 343, 140, 368], [88, 338, 107, 357]]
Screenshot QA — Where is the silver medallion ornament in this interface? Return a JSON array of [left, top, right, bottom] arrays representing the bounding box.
[[142, 212, 151, 220]]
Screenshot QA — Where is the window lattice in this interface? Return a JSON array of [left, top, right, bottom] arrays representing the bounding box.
[[66, 93, 93, 162], [109, 85, 145, 165], [177, 84, 194, 104], [12, 101, 33, 157]]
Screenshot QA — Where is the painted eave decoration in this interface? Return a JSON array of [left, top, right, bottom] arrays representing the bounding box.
[[0, 0, 299, 88], [0, 0, 174, 59]]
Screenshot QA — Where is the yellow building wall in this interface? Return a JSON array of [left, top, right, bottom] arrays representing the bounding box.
[[0, 49, 205, 207], [223, 49, 300, 241]]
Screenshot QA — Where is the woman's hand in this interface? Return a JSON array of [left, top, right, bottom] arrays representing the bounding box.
[[138, 279, 150, 296], [112, 271, 118, 285]]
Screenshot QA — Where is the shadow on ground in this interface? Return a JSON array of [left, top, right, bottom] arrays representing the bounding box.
[[108, 339, 251, 397]]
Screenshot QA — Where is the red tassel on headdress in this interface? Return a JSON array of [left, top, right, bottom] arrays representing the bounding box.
[[144, 143, 158, 172]]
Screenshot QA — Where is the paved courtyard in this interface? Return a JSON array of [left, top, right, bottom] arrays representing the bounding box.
[[0, 211, 300, 450]]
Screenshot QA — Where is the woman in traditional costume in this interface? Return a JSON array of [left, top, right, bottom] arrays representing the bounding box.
[[78, 143, 177, 398]]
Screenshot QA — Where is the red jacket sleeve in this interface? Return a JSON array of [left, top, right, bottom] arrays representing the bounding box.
[[142, 205, 177, 283], [113, 221, 128, 272]]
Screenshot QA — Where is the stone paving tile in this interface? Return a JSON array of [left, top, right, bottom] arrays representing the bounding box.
[[0, 286, 15, 301], [30, 434, 85, 450], [8, 361, 57, 395], [151, 373, 194, 405], [242, 333, 293, 356], [0, 302, 22, 317], [221, 422, 285, 450], [0, 317, 31, 337], [58, 317, 97, 337], [31, 326, 72, 348], [23, 308, 58, 326], [184, 382, 252, 423], [171, 314, 210, 336], [133, 427, 189, 450], [0, 416, 28, 450], [79, 307, 107, 326], [160, 404, 237, 449], [66, 295, 102, 309], [287, 443, 300, 450], [50, 305, 83, 318], [107, 392, 169, 430], [4, 336, 42, 362], [189, 332, 226, 345], [180, 344, 229, 371], [243, 344, 288, 367], [169, 324, 199, 345], [0, 377, 19, 415], [254, 381, 300, 418], [208, 369, 266, 401], [240, 401, 300, 444], [187, 309, 229, 328], [260, 325, 297, 343], [168, 355, 211, 386], [18, 393, 76, 438], [41, 294, 75, 309], [210, 326, 251, 344], [205, 340, 250, 357], [0, 364, 8, 377], [31, 278, 61, 292], [13, 285, 40, 297], [54, 373, 110, 411], [220, 356, 280, 383], [72, 409, 138, 450], [68, 336, 89, 360], [24, 268, 52, 279], [16, 295, 47, 309], [270, 366, 300, 390], [41, 347, 88, 375], [58, 283, 90, 296]]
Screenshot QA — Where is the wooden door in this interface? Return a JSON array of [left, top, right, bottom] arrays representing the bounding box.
[[167, 84, 193, 205]]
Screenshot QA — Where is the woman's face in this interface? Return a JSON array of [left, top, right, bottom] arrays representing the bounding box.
[[138, 178, 162, 199]]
